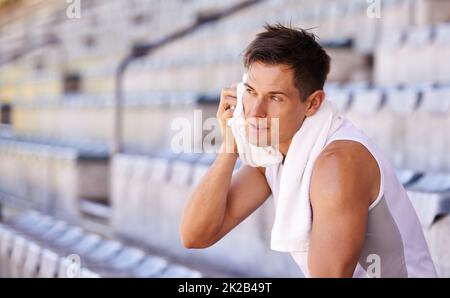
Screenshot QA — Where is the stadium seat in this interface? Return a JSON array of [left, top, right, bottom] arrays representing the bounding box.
[[148, 154, 199, 254], [434, 23, 450, 84], [120, 156, 151, 240], [395, 169, 423, 187], [21, 241, 42, 278], [345, 88, 397, 158], [9, 235, 29, 278], [404, 87, 450, 171], [79, 267, 101, 278], [27, 146, 52, 209], [40, 221, 69, 242], [349, 88, 385, 115], [85, 239, 123, 266], [398, 26, 433, 84], [159, 264, 202, 278], [20, 215, 55, 237], [52, 227, 85, 250], [141, 156, 171, 246], [384, 87, 421, 167], [0, 227, 14, 277], [101, 246, 146, 277], [407, 173, 450, 227], [325, 87, 351, 113], [131, 255, 169, 278], [68, 233, 102, 256], [374, 29, 405, 85], [385, 87, 420, 115], [51, 148, 79, 220], [37, 249, 60, 278], [11, 210, 43, 230]]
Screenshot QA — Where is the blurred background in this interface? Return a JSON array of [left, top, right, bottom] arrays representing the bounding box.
[[0, 0, 450, 278]]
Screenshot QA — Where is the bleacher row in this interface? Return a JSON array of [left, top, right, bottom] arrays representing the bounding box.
[[0, 137, 109, 220], [11, 94, 217, 154], [0, 139, 78, 214], [0, 210, 203, 278], [376, 23, 450, 85], [4, 0, 450, 98], [326, 84, 450, 171], [123, 20, 450, 95], [0, 0, 376, 55], [8, 82, 450, 171]]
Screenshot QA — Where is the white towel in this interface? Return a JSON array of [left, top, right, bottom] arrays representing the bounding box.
[[270, 99, 345, 252], [227, 74, 284, 167], [227, 74, 345, 252]]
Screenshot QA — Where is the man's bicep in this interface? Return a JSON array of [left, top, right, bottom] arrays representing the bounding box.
[[308, 195, 368, 277], [209, 165, 271, 244], [308, 154, 370, 277], [227, 165, 271, 223]]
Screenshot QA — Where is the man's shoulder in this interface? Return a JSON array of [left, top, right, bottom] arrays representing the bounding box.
[[316, 139, 376, 170], [310, 139, 380, 207]]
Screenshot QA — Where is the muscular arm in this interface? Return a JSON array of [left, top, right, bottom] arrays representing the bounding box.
[[180, 149, 271, 249], [180, 82, 272, 249], [308, 140, 381, 277]]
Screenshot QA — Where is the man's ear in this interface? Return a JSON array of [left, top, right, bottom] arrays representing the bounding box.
[[305, 90, 325, 117]]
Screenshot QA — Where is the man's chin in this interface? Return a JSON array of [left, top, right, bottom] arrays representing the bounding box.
[[248, 137, 272, 147], [246, 128, 274, 147], [248, 140, 262, 147]]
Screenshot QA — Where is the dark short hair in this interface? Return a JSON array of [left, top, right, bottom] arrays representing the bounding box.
[[243, 23, 330, 100]]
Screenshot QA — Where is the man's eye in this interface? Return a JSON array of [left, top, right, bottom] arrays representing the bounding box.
[[271, 96, 281, 102], [246, 88, 255, 94]]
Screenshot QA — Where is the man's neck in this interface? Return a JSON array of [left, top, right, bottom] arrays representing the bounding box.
[[278, 139, 292, 163]]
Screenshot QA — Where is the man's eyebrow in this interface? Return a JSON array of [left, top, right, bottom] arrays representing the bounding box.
[[244, 83, 288, 96], [244, 83, 255, 90], [268, 90, 288, 96]]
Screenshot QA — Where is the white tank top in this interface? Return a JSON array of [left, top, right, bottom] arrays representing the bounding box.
[[265, 118, 437, 277]]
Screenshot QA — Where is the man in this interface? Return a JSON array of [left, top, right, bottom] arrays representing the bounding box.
[[179, 24, 437, 277]]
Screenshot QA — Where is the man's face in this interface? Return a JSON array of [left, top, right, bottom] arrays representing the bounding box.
[[243, 62, 308, 148]]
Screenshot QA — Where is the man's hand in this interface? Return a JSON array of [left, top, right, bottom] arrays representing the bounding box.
[[217, 83, 238, 154]]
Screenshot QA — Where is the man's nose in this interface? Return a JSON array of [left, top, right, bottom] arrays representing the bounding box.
[[249, 98, 268, 118]]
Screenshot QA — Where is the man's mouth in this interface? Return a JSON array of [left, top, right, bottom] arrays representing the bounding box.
[[248, 121, 270, 131], [249, 125, 269, 132]]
